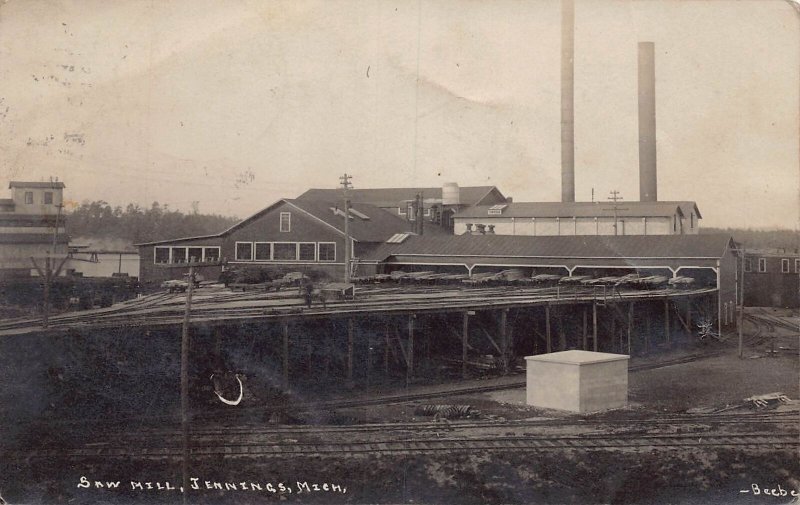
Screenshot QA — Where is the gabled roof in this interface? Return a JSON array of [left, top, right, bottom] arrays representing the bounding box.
[[454, 201, 700, 219], [135, 198, 441, 246], [363, 234, 735, 263], [297, 186, 505, 208], [8, 181, 65, 189]]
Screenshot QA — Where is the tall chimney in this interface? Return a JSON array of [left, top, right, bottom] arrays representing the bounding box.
[[638, 41, 657, 202], [560, 0, 575, 203]]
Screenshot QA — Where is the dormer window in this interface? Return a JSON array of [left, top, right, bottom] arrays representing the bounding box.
[[44, 192, 53, 204], [24, 192, 33, 204], [488, 204, 507, 216], [280, 212, 291, 232]]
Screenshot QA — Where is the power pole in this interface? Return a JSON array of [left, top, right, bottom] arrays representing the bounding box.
[[339, 173, 353, 282], [31, 202, 67, 328], [738, 247, 745, 359], [603, 190, 628, 236], [181, 262, 195, 504]]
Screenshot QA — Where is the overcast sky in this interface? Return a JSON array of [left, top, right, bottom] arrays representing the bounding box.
[[0, 0, 797, 229]]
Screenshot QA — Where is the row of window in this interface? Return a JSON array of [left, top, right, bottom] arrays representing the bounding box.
[[154, 246, 220, 264], [235, 241, 336, 262], [23, 191, 54, 204], [398, 205, 431, 220], [744, 258, 800, 274]]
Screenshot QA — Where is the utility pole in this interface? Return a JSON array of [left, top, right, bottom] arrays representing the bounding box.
[[181, 261, 195, 504], [31, 202, 67, 328], [738, 246, 745, 359], [339, 173, 353, 282], [603, 190, 628, 236]]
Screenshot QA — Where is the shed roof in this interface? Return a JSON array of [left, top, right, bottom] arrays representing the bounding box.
[[362, 234, 735, 263], [297, 186, 505, 208], [454, 201, 701, 219], [8, 181, 66, 189]]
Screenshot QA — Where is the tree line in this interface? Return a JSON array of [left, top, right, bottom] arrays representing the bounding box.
[[702, 227, 799, 251], [66, 201, 239, 246]]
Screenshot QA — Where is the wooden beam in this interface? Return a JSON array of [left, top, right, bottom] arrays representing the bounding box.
[[545, 304, 552, 353], [558, 310, 566, 351], [479, 327, 503, 355], [610, 313, 616, 353], [282, 320, 289, 386], [499, 308, 508, 374], [347, 317, 354, 381], [592, 301, 598, 352], [582, 306, 588, 350], [462, 312, 469, 379], [686, 302, 692, 337], [664, 299, 670, 346], [406, 314, 415, 385], [627, 302, 633, 355]]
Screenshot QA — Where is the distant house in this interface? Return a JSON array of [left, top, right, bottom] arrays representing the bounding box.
[[136, 198, 439, 284], [297, 183, 508, 233], [742, 249, 799, 308], [0, 181, 68, 279], [453, 201, 701, 236]]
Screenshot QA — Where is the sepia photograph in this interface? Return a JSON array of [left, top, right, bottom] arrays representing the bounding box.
[[0, 1, 798, 503]]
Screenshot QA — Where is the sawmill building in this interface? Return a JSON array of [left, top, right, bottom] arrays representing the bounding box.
[[136, 198, 438, 285], [742, 249, 800, 309]]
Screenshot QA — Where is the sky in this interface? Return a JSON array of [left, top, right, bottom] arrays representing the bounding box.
[[0, 0, 797, 229]]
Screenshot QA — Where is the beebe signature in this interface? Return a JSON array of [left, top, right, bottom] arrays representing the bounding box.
[[740, 483, 799, 498]]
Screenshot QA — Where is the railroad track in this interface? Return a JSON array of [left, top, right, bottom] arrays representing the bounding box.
[[12, 432, 798, 460]]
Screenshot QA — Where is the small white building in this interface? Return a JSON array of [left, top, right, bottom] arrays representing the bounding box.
[[452, 201, 701, 237]]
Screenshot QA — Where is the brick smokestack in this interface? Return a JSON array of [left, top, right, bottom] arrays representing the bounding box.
[[638, 41, 658, 202], [561, 0, 575, 203]]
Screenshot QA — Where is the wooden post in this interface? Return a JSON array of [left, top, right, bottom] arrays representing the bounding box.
[[545, 305, 552, 353], [347, 317, 354, 381], [610, 313, 616, 353], [180, 263, 195, 503], [592, 301, 598, 352], [499, 308, 508, 374], [686, 301, 692, 338], [384, 321, 390, 375], [582, 306, 588, 350], [406, 314, 415, 385], [627, 302, 633, 355], [664, 299, 670, 346], [462, 312, 469, 379], [282, 320, 289, 386], [558, 311, 566, 350]]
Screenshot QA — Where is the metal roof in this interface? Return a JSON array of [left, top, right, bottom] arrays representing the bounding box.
[[297, 186, 505, 208], [362, 234, 735, 263], [453, 201, 701, 219], [8, 181, 66, 189]]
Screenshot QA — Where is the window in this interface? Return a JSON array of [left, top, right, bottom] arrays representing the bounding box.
[[24, 192, 33, 204], [690, 213, 695, 229], [318, 242, 336, 262], [407, 203, 415, 221], [398, 206, 406, 216], [254, 242, 271, 260], [43, 192, 53, 204], [782, 259, 790, 273], [758, 258, 767, 273], [744, 258, 752, 273], [274, 243, 297, 260], [299, 243, 316, 261], [154, 247, 170, 264], [187, 247, 203, 263], [423, 208, 431, 217], [673, 215, 677, 232], [280, 212, 291, 232], [204, 247, 220, 261], [172, 247, 187, 263], [795, 259, 800, 274], [235, 242, 253, 261]]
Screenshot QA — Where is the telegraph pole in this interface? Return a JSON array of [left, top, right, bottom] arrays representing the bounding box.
[[603, 190, 628, 236], [181, 261, 196, 504], [31, 202, 67, 328], [339, 173, 353, 282]]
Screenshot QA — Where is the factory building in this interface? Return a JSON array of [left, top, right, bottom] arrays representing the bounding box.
[[742, 249, 800, 309], [136, 197, 438, 285], [0, 181, 68, 279], [298, 184, 508, 234], [453, 201, 701, 236]]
